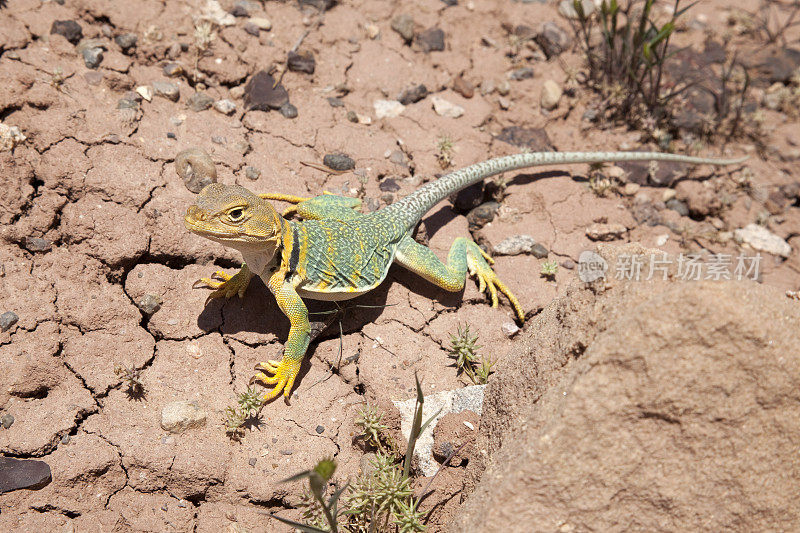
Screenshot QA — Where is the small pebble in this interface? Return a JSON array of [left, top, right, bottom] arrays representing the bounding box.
[[374, 99, 405, 118], [432, 96, 464, 118], [248, 17, 272, 31], [279, 102, 298, 118], [323, 153, 355, 171], [327, 97, 344, 107], [346, 110, 358, 122], [213, 99, 236, 115], [531, 243, 549, 259], [211, 135, 226, 145], [24, 237, 51, 253], [248, 457, 257, 466], [136, 85, 153, 102], [175, 147, 217, 193], [398, 84, 428, 105], [50, 20, 83, 45], [280, 449, 293, 455], [153, 80, 180, 102], [61, 434, 70, 444], [453, 76, 474, 98], [501, 322, 520, 338], [1, 413, 15, 429], [245, 166, 261, 180], [540, 80, 562, 110], [497, 80, 511, 96], [115, 33, 137, 52], [509, 67, 533, 80], [561, 259, 575, 270], [315, 425, 325, 434], [82, 47, 104, 69], [391, 14, 415, 43], [379, 178, 400, 192], [230, 1, 249, 17], [243, 22, 260, 36], [287, 50, 316, 74], [187, 92, 214, 112], [137, 294, 162, 316], [416, 27, 445, 52], [0, 311, 19, 333], [166, 132, 176, 139], [365, 23, 380, 39], [163, 63, 183, 77]]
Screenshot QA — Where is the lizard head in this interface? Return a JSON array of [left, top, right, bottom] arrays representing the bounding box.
[[184, 183, 284, 252]]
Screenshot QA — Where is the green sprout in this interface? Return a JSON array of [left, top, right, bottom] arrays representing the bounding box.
[[541, 259, 558, 279]]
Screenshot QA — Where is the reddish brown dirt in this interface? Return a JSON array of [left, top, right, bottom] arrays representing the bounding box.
[[1, 0, 799, 531]]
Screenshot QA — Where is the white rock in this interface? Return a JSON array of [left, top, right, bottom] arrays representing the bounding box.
[[248, 17, 272, 31], [540, 79, 563, 110], [136, 85, 153, 102], [202, 0, 235, 27], [161, 400, 207, 433], [501, 322, 520, 338], [0, 123, 26, 151], [373, 99, 405, 119], [364, 23, 380, 39], [494, 234, 537, 256], [394, 385, 486, 476], [431, 96, 464, 118], [734, 223, 791, 258], [213, 98, 236, 115]]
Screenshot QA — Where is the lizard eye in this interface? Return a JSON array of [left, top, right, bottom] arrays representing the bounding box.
[[228, 208, 245, 222]]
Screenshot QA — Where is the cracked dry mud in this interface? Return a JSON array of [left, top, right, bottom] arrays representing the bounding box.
[[1, 0, 800, 531]]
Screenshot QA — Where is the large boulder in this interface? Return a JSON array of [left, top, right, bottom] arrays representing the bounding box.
[[453, 245, 800, 531]]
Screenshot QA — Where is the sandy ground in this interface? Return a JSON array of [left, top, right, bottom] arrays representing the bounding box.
[[1, 0, 799, 531]]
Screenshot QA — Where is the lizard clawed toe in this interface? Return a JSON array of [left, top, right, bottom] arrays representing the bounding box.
[[251, 358, 301, 401], [192, 267, 251, 305]]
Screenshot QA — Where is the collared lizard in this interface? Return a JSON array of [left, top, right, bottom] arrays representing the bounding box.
[[184, 151, 745, 401]]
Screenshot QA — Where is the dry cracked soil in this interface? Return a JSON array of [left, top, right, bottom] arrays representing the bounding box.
[[1, 0, 800, 531]]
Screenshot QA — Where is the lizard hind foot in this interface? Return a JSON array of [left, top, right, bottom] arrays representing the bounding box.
[[251, 357, 301, 401], [467, 249, 525, 323]]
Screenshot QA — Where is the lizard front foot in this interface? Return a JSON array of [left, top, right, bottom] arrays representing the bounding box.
[[192, 264, 252, 305], [467, 246, 525, 322], [250, 357, 301, 401]]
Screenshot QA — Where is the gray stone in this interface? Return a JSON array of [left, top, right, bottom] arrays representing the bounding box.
[[666, 198, 689, 216], [153, 81, 180, 102], [391, 14, 415, 43], [163, 63, 183, 77], [467, 202, 500, 230], [394, 385, 486, 476], [160, 400, 207, 433], [1, 413, 14, 428], [82, 47, 104, 69], [245, 166, 261, 180], [137, 294, 162, 316], [24, 237, 51, 253], [496, 126, 554, 151], [509, 67, 534, 80], [187, 92, 214, 112], [115, 33, 138, 52], [287, 50, 316, 74], [531, 243, 549, 259], [535, 21, 571, 58], [244, 70, 288, 111], [279, 102, 298, 118], [323, 153, 355, 171], [243, 22, 260, 36], [374, 99, 405, 118], [0, 457, 51, 493], [175, 147, 217, 193], [50, 20, 83, 45], [416, 27, 445, 52], [398, 84, 428, 105]]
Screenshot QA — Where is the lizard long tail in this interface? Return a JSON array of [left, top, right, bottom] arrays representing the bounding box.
[[384, 151, 747, 231]]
